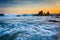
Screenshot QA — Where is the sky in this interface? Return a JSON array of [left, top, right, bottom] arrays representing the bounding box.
[[0, 0, 60, 14]]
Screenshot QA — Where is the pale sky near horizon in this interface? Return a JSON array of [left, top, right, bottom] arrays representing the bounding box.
[[0, 0, 60, 14]]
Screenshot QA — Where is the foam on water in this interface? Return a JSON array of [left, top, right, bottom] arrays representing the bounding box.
[[0, 16, 60, 40]]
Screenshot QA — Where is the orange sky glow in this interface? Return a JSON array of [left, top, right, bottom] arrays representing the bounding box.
[[0, 7, 60, 14], [0, 0, 60, 14]]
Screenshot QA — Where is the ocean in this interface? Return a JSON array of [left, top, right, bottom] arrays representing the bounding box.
[[0, 15, 60, 40]]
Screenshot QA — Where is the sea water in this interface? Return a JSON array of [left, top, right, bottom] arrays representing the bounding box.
[[0, 16, 60, 40]]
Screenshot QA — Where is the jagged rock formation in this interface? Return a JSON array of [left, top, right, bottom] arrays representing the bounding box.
[[34, 10, 50, 16], [34, 10, 44, 16]]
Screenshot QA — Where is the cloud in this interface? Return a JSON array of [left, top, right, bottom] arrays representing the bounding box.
[[56, 2, 60, 5], [0, 0, 60, 8]]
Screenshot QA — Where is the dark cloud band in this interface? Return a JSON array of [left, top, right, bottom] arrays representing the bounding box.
[[0, 0, 59, 8]]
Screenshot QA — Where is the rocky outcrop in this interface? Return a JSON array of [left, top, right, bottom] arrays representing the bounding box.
[[0, 14, 4, 16], [34, 10, 50, 16]]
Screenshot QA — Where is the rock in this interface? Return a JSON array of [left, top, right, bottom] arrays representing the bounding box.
[[49, 20, 60, 22], [0, 14, 4, 16]]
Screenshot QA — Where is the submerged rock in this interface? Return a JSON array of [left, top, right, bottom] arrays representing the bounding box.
[[49, 20, 60, 22]]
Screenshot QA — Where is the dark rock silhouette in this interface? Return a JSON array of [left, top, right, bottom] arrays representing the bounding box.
[[48, 20, 60, 22], [16, 15, 21, 17], [37, 10, 43, 16], [34, 10, 60, 16], [55, 16, 60, 18], [45, 11, 50, 16], [34, 10, 50, 16], [34, 10, 44, 16], [0, 14, 4, 16], [47, 11, 49, 15]]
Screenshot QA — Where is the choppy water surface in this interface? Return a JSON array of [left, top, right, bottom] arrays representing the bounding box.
[[0, 16, 60, 40]]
